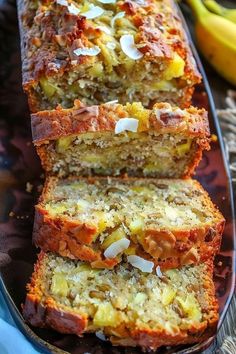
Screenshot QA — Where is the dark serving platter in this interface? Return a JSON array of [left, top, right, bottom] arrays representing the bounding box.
[[0, 0, 235, 353]]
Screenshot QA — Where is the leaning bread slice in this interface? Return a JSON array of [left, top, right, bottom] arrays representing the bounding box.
[[31, 101, 210, 178], [33, 177, 225, 269], [23, 252, 218, 351]]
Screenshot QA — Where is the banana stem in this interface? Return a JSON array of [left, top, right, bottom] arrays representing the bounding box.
[[187, 0, 209, 18]]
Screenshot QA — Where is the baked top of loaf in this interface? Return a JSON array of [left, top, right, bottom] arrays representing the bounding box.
[[17, 0, 201, 111], [32, 101, 210, 178], [33, 177, 225, 268], [23, 252, 218, 350]]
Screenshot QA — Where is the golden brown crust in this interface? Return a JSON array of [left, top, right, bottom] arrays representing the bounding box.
[[23, 253, 219, 350], [17, 0, 201, 112], [33, 177, 225, 269]]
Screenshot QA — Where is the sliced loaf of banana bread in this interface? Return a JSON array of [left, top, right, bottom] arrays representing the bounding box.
[[32, 101, 210, 178], [33, 177, 224, 269], [23, 252, 218, 351]]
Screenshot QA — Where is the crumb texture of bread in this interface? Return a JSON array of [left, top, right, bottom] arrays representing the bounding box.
[[33, 177, 225, 269], [17, 0, 201, 111], [23, 252, 219, 351], [32, 102, 210, 178]]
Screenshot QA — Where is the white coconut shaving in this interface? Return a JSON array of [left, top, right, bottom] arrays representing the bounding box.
[[56, 0, 68, 6], [115, 118, 139, 134], [106, 42, 116, 50], [97, 0, 116, 3], [127, 255, 154, 273], [111, 11, 125, 27], [104, 100, 119, 105], [95, 331, 107, 341], [96, 25, 112, 35], [120, 34, 143, 60], [73, 46, 101, 57], [82, 5, 104, 19], [104, 238, 130, 258], [68, 3, 80, 15], [156, 265, 163, 278]]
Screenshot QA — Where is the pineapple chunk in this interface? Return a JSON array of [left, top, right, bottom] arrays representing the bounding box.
[[40, 77, 57, 97], [125, 102, 150, 132], [83, 153, 105, 164], [124, 245, 136, 255], [51, 273, 68, 297], [94, 211, 107, 234], [97, 40, 119, 71], [93, 303, 120, 326], [152, 80, 175, 91], [163, 53, 185, 80], [56, 137, 73, 153], [102, 227, 126, 249], [134, 292, 147, 304], [176, 139, 192, 157], [129, 218, 144, 235], [88, 63, 104, 78], [176, 294, 202, 321], [161, 286, 176, 306], [46, 202, 67, 216]]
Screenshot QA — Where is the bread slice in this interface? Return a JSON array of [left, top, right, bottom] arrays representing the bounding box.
[[23, 252, 218, 350], [17, 0, 201, 112], [31, 101, 210, 178], [33, 177, 224, 269]]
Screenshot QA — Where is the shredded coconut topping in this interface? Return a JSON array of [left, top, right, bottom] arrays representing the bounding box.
[[156, 265, 163, 278], [82, 4, 104, 19], [73, 46, 101, 57], [104, 238, 130, 258], [115, 118, 139, 134], [68, 3, 80, 15], [56, 0, 68, 6], [127, 255, 154, 273], [97, 0, 116, 3], [120, 34, 143, 60]]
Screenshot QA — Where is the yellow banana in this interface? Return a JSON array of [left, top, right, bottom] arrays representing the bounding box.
[[204, 0, 236, 24], [187, 0, 236, 85]]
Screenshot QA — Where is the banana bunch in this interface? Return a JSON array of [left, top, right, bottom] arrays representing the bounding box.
[[187, 0, 236, 85]]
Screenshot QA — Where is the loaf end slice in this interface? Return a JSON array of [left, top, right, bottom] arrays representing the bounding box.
[[33, 177, 225, 269], [23, 252, 218, 351], [17, 0, 201, 112], [32, 101, 210, 178]]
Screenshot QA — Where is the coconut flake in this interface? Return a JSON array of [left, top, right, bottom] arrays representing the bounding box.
[[73, 46, 101, 57], [106, 42, 116, 50], [115, 118, 139, 134], [82, 5, 104, 19], [104, 99, 119, 105], [97, 0, 116, 3], [56, 0, 68, 6], [156, 265, 163, 278], [96, 25, 112, 35], [104, 238, 130, 258], [127, 255, 154, 273], [111, 11, 125, 27], [95, 331, 107, 341], [68, 3, 80, 15], [120, 34, 143, 60]]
